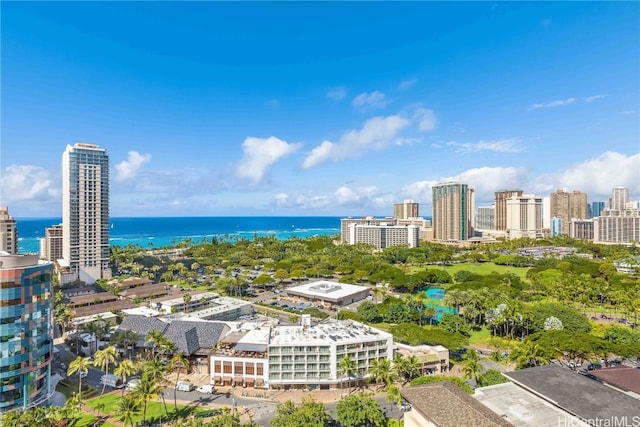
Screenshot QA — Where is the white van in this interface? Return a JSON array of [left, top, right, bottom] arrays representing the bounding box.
[[196, 384, 215, 394]]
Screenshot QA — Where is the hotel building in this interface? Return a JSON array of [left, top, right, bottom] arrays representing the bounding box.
[[506, 194, 543, 240], [494, 189, 523, 231], [340, 217, 393, 244], [0, 207, 18, 255], [393, 199, 420, 219], [39, 224, 63, 262], [347, 222, 419, 249], [62, 143, 111, 283], [432, 182, 474, 241], [550, 189, 588, 236], [0, 253, 54, 413], [594, 188, 640, 244], [475, 206, 495, 230], [570, 219, 595, 240]]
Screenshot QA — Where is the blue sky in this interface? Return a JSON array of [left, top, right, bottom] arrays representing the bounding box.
[[1, 1, 639, 217]]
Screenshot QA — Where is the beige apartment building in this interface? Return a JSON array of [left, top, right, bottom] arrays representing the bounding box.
[[494, 189, 523, 231], [550, 189, 588, 235], [39, 224, 63, 262], [0, 207, 18, 255], [432, 182, 474, 241], [506, 194, 543, 240]]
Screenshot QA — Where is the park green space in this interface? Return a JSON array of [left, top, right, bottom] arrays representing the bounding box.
[[408, 262, 531, 282]]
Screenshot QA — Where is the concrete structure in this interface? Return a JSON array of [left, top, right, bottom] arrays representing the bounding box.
[[475, 205, 495, 230], [550, 189, 588, 235], [39, 224, 63, 262], [393, 199, 420, 219], [506, 194, 543, 240], [285, 281, 370, 306], [62, 143, 111, 283], [593, 187, 640, 244], [542, 196, 551, 230], [347, 222, 419, 249], [494, 189, 523, 231], [172, 296, 254, 321], [152, 291, 219, 314], [588, 201, 606, 218], [340, 217, 393, 243], [505, 365, 640, 426], [0, 207, 18, 255], [395, 343, 449, 375], [0, 254, 54, 413], [432, 182, 475, 241], [569, 219, 595, 240], [474, 382, 589, 427], [401, 381, 511, 427]]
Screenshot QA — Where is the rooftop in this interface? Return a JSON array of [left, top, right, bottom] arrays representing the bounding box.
[[269, 320, 391, 346], [505, 365, 640, 421], [589, 366, 640, 395], [401, 381, 512, 427], [474, 382, 588, 427], [286, 280, 369, 299]]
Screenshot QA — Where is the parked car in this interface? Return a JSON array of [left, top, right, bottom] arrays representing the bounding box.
[[176, 381, 195, 392], [196, 384, 216, 394]]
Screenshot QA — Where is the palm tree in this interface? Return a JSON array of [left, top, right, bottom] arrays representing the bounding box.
[[169, 351, 191, 409], [114, 394, 142, 427], [462, 349, 483, 386], [511, 340, 549, 369], [132, 375, 161, 424], [145, 329, 166, 358], [385, 385, 403, 413], [143, 357, 170, 415], [94, 345, 119, 395], [400, 355, 421, 383], [369, 357, 396, 390], [183, 293, 192, 312], [114, 359, 137, 397], [67, 356, 92, 400], [338, 355, 356, 397]]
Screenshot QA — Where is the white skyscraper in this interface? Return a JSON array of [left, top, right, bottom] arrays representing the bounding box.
[[62, 143, 110, 283], [506, 194, 543, 240]]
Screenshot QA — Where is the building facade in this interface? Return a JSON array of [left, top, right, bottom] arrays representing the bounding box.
[[475, 206, 495, 230], [393, 200, 420, 219], [0, 254, 54, 413], [609, 187, 629, 210], [551, 217, 562, 237], [340, 217, 392, 243], [39, 224, 63, 262], [506, 194, 543, 240], [347, 223, 419, 249], [0, 207, 18, 255], [570, 219, 595, 240], [62, 143, 110, 283], [594, 187, 640, 244], [588, 201, 606, 219], [494, 190, 523, 231], [550, 189, 588, 236], [432, 182, 475, 241]]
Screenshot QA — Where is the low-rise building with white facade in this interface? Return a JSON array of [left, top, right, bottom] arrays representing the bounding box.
[[152, 291, 220, 314], [209, 318, 394, 390], [347, 222, 419, 249], [286, 281, 370, 306]]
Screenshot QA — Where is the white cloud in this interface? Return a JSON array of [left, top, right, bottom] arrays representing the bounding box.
[[114, 151, 151, 182], [529, 98, 576, 110], [326, 87, 346, 101], [415, 108, 437, 131], [236, 136, 300, 184], [352, 91, 388, 109], [583, 95, 606, 103], [398, 79, 418, 91], [0, 164, 59, 202], [272, 185, 393, 211], [533, 151, 640, 199], [446, 138, 524, 153], [302, 115, 411, 169]]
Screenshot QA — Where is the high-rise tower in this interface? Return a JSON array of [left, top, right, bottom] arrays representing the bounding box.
[[393, 199, 420, 219], [0, 207, 18, 254], [62, 143, 110, 283], [432, 182, 474, 241], [550, 189, 588, 236], [494, 190, 523, 231]]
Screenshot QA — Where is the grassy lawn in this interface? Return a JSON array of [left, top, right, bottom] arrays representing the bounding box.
[[408, 262, 531, 282], [74, 413, 103, 427], [87, 392, 202, 425], [469, 327, 492, 347]]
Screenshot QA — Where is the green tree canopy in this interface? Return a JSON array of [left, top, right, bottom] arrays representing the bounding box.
[[270, 398, 330, 427], [336, 393, 386, 427]]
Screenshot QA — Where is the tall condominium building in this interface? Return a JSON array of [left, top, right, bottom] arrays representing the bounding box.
[[551, 217, 562, 237], [550, 189, 588, 236], [609, 187, 629, 210], [39, 224, 63, 262], [0, 253, 54, 413], [594, 187, 640, 244], [393, 199, 420, 219], [62, 143, 110, 283], [0, 207, 18, 255], [588, 201, 606, 218], [494, 189, 523, 231], [506, 194, 543, 240], [475, 206, 495, 230], [432, 182, 474, 241], [347, 223, 419, 249]]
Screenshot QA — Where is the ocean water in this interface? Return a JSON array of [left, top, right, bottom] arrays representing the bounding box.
[[16, 217, 341, 254]]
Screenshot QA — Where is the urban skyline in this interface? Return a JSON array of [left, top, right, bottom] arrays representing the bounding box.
[[1, 2, 639, 218]]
